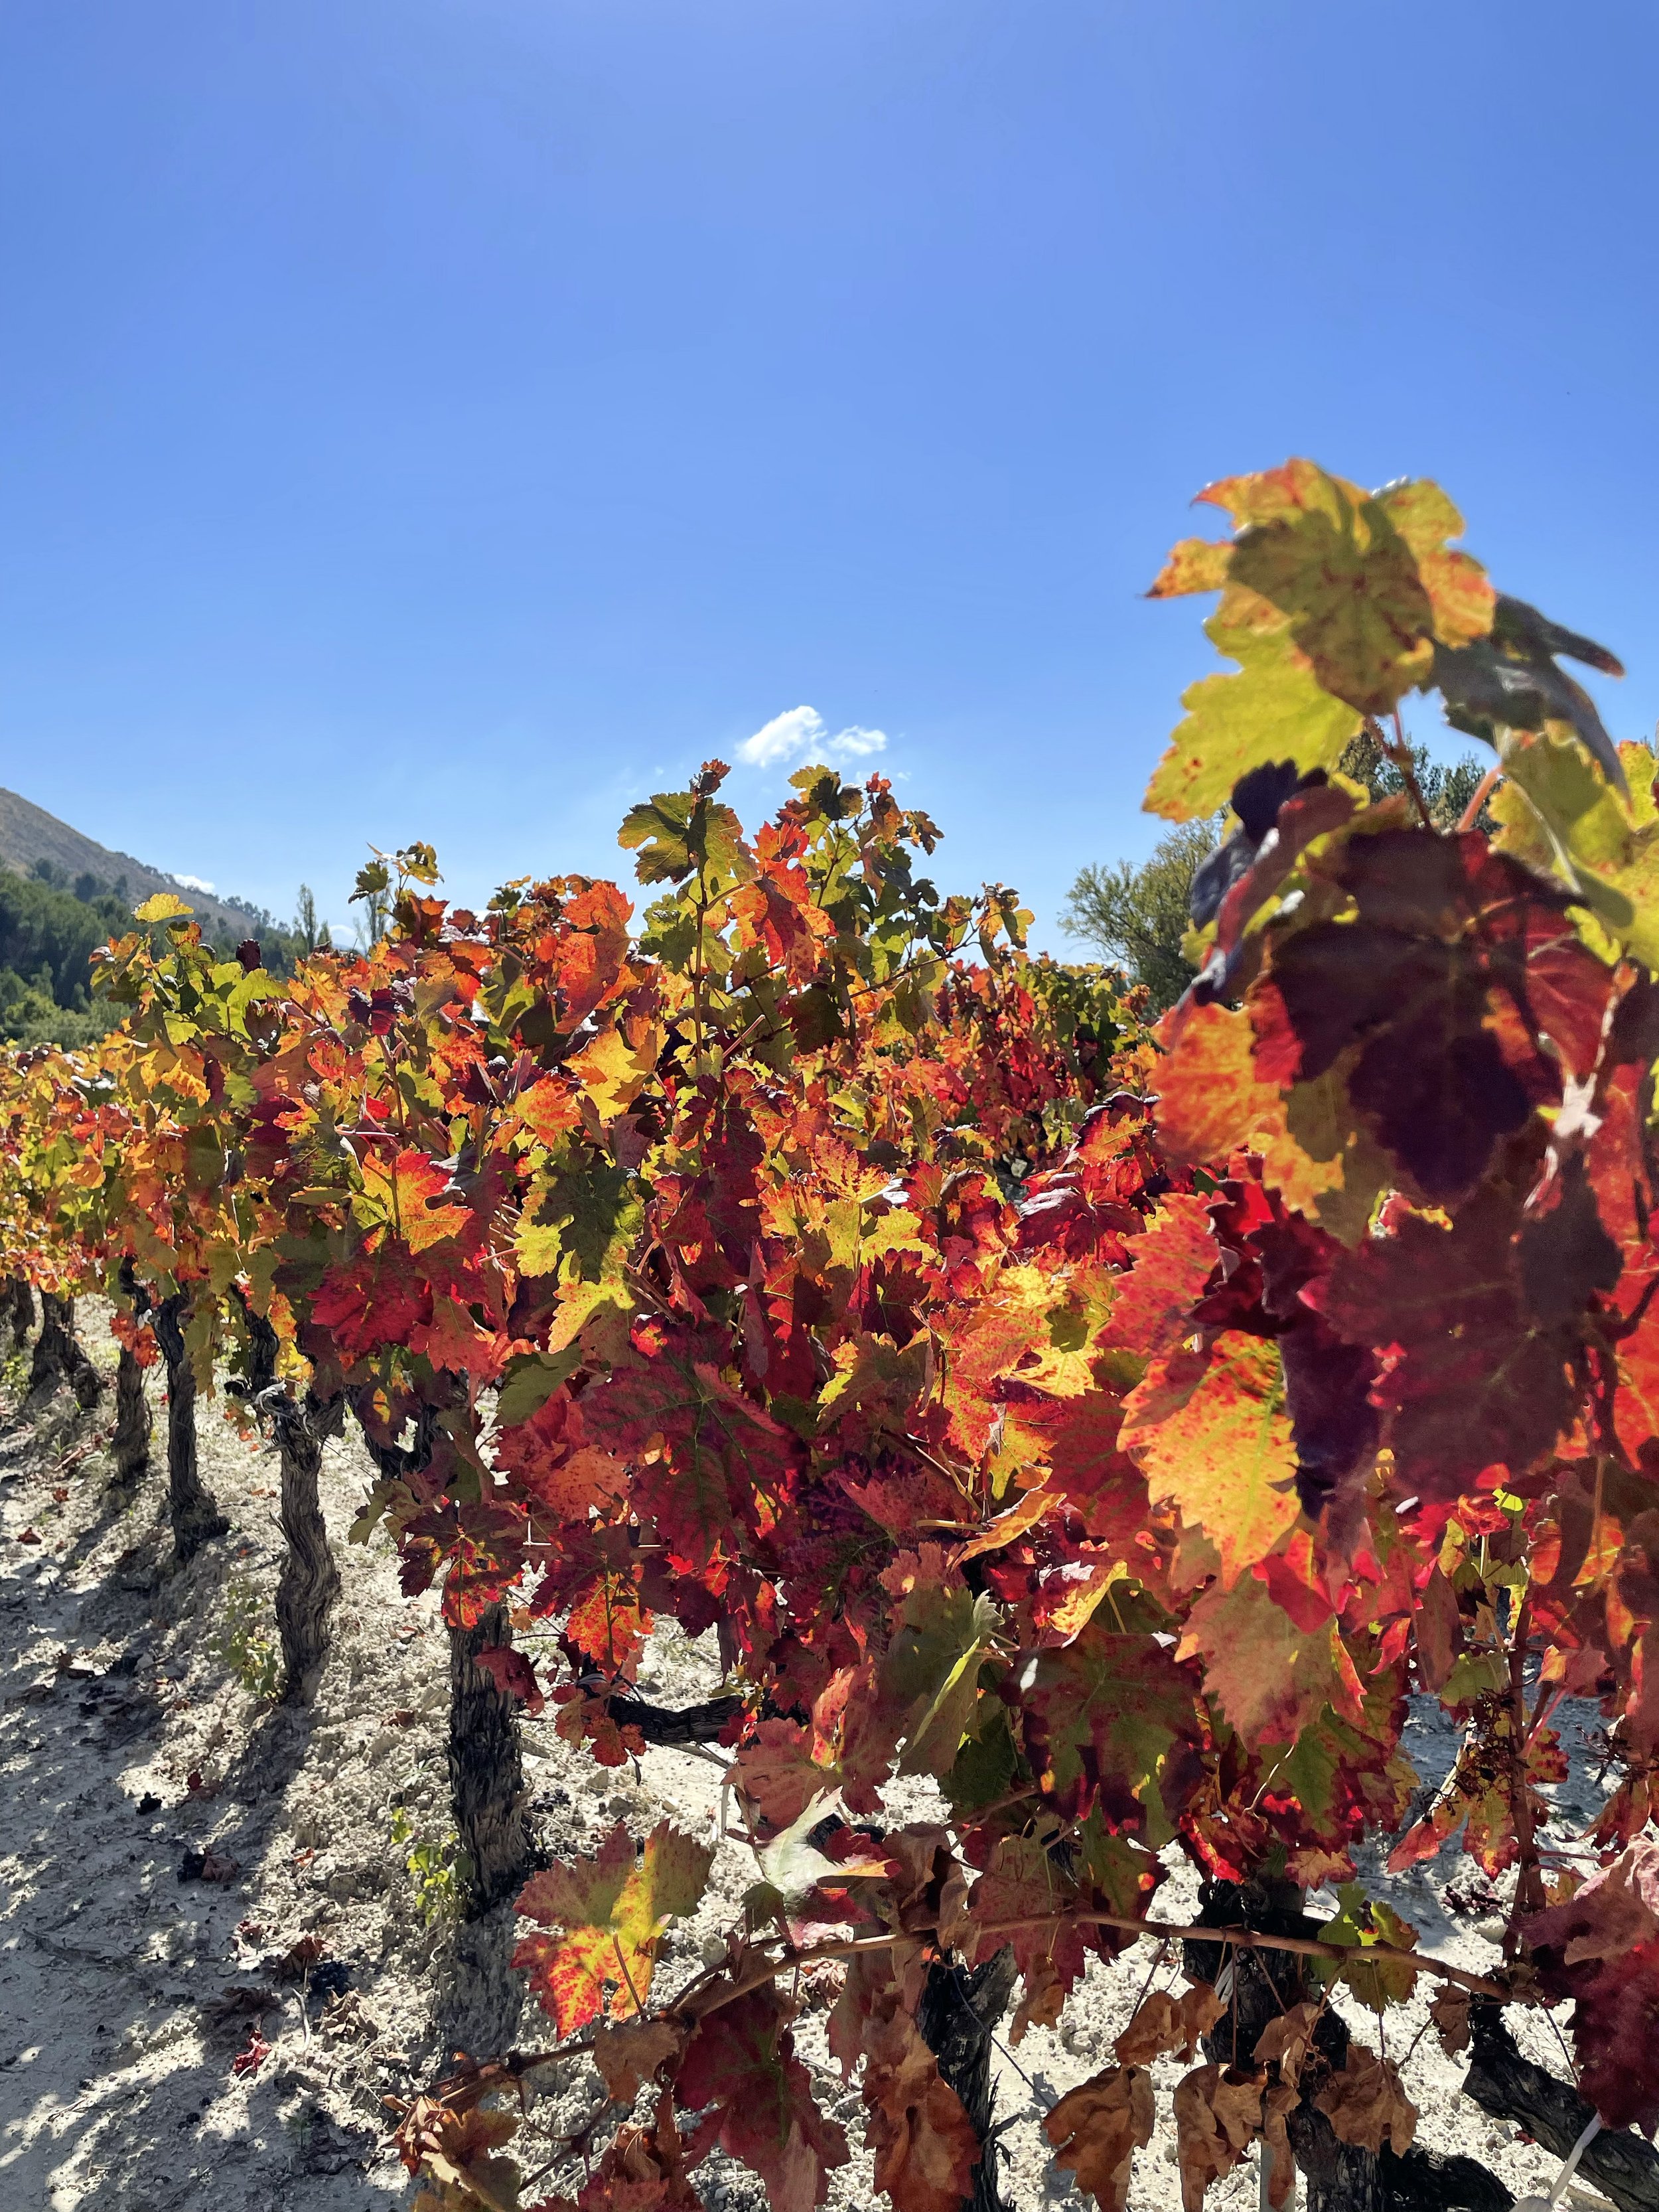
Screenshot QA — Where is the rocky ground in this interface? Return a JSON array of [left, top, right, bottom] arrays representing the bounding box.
[[0, 1302, 1624, 2209]]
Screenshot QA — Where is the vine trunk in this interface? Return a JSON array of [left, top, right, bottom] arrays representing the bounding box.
[[151, 1292, 228, 1563]]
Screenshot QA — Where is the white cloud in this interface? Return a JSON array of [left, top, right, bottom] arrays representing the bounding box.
[[739, 705, 825, 766], [828, 724, 887, 757], [736, 704, 889, 769], [172, 873, 216, 893]]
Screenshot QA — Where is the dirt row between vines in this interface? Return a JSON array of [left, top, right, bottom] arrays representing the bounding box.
[[0, 1303, 1607, 2210]]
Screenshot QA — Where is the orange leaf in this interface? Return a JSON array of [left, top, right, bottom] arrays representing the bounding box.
[[1121, 1331, 1299, 1585]]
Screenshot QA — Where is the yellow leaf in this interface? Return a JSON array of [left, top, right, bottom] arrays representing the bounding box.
[[565, 1023, 662, 1118], [356, 1147, 469, 1255], [514, 1818, 713, 2037], [135, 891, 193, 922], [1145, 621, 1361, 824], [1492, 731, 1659, 968], [1121, 1331, 1299, 1585]]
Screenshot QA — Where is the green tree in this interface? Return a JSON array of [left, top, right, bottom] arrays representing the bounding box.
[[1061, 819, 1217, 1011], [1337, 729, 1492, 829]]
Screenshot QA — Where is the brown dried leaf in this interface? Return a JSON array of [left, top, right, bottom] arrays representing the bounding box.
[[1043, 2063, 1154, 2210], [935, 1859, 973, 1954], [1262, 2081, 1298, 2211], [861, 2002, 978, 2212], [1427, 1985, 1471, 2057], [1314, 2045, 1417, 2155], [1252, 1998, 1323, 2085], [202, 1983, 279, 2032], [1173, 2064, 1263, 2212], [591, 2015, 687, 2107], [1114, 1983, 1227, 2066]]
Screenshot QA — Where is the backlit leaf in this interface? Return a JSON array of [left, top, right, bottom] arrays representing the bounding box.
[[512, 1818, 713, 2036], [1121, 1331, 1300, 1584]]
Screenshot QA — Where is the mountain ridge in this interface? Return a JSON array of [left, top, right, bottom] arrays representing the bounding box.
[[0, 786, 265, 944]]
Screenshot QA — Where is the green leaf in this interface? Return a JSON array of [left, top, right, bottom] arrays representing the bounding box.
[[1145, 621, 1361, 824], [618, 786, 755, 889], [495, 1345, 584, 1428], [1491, 731, 1659, 964], [1319, 1884, 1421, 2011], [350, 857, 390, 905], [879, 1580, 1000, 1779]]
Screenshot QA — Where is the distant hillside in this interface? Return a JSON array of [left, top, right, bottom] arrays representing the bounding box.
[[0, 787, 264, 946]]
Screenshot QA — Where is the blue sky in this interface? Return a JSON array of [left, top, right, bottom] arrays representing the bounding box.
[[1, 1, 1655, 946]]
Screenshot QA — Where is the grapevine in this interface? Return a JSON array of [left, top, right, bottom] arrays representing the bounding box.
[[2, 460, 1658, 2212]]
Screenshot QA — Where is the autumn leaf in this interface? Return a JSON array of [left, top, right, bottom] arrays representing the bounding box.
[[1315, 1187, 1585, 1507], [355, 1146, 469, 1256], [1153, 463, 1493, 717], [1105, 1194, 1218, 1358], [1526, 1839, 1659, 2130], [591, 2016, 686, 2107], [1173, 2064, 1264, 2211], [1121, 1330, 1300, 1585], [678, 1986, 849, 2212], [1252, 829, 1612, 1203], [512, 1818, 713, 2035], [1043, 2063, 1153, 2210], [1313, 2045, 1417, 2154], [565, 1023, 664, 1120], [1114, 1983, 1226, 2065], [1017, 1627, 1201, 1834], [1490, 730, 1659, 962], [307, 1247, 427, 1364], [581, 1328, 801, 1568], [1146, 619, 1362, 824], [472, 1643, 543, 1714], [1155, 1001, 1287, 1168], [960, 1831, 1094, 2039], [1179, 1572, 1364, 1747], [1218, 463, 1476, 715]]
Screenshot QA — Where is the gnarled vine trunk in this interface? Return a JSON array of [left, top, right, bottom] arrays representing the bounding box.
[[7, 1276, 34, 1351], [111, 1260, 153, 1485], [270, 1388, 343, 1703], [448, 1601, 534, 1915], [917, 1947, 1018, 2212], [352, 1382, 536, 1916], [151, 1292, 228, 1563], [29, 1292, 104, 1411], [111, 1345, 153, 1481]]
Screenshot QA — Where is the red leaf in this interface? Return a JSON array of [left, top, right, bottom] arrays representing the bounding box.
[[1315, 1185, 1581, 1507], [1526, 1840, 1659, 2130], [473, 1643, 544, 1715], [678, 1985, 849, 2212]]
